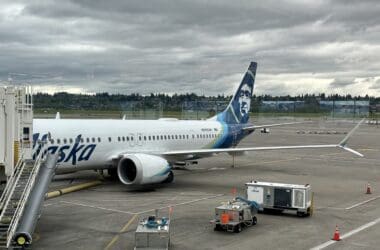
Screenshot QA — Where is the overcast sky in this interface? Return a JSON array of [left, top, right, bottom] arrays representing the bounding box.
[[0, 0, 379, 96]]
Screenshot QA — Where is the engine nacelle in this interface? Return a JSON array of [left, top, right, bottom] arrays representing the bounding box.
[[117, 153, 171, 185]]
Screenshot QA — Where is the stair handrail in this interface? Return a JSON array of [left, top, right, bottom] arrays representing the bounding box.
[[0, 155, 27, 224], [0, 153, 25, 210], [6, 146, 46, 247]]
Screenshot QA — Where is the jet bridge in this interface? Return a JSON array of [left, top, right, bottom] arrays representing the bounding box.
[[0, 86, 58, 248]]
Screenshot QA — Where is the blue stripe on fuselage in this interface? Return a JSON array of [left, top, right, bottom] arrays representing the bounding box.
[[213, 114, 254, 149]]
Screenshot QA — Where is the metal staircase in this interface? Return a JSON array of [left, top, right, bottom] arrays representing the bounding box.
[[0, 150, 45, 248]]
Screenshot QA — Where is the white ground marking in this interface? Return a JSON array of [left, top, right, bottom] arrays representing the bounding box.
[[310, 217, 380, 250], [59, 194, 225, 216], [43, 203, 56, 207], [345, 195, 380, 210], [135, 194, 225, 215], [209, 167, 226, 170], [60, 200, 136, 215]]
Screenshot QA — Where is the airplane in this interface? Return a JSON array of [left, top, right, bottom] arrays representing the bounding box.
[[32, 62, 364, 187]]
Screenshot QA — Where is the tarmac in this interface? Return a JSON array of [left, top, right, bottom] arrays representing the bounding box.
[[33, 118, 379, 250]]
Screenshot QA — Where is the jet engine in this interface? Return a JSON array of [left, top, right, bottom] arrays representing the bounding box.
[[117, 153, 172, 185]]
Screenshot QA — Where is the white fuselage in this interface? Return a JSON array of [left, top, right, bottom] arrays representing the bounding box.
[[33, 118, 230, 172]]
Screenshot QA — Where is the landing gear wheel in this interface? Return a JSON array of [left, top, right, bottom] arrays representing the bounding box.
[[234, 224, 242, 233], [252, 216, 257, 225], [214, 224, 221, 231], [107, 168, 118, 180], [162, 171, 174, 183]]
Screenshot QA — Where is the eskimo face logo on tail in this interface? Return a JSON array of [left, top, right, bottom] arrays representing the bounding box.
[[231, 70, 255, 124], [33, 133, 96, 165], [238, 83, 252, 117]]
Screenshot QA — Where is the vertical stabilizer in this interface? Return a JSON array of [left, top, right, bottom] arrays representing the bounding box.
[[215, 62, 257, 124]]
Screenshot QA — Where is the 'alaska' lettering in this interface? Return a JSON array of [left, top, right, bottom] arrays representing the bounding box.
[[32, 133, 97, 165]]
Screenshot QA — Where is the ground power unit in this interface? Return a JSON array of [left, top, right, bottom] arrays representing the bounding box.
[[246, 181, 313, 216], [135, 216, 170, 250]]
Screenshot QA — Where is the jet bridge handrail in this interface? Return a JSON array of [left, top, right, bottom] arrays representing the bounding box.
[[6, 147, 46, 248], [0, 153, 25, 209]]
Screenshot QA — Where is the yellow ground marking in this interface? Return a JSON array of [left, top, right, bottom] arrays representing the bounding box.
[[359, 148, 380, 152], [104, 214, 138, 250], [46, 180, 103, 199]]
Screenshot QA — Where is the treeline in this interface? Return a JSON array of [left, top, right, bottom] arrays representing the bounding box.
[[33, 92, 380, 111]]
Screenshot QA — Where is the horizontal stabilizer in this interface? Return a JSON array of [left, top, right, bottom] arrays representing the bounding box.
[[243, 121, 309, 131]]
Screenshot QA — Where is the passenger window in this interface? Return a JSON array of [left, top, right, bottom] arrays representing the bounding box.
[[63, 138, 67, 144], [139, 136, 142, 140], [131, 137, 134, 141], [164, 135, 167, 140], [57, 139, 61, 144], [192, 135, 195, 139], [118, 136, 121, 142], [153, 136, 155, 140], [122, 136, 125, 142], [149, 136, 151, 140], [92, 138, 95, 143], [179, 135, 181, 139], [175, 135, 178, 139], [50, 139, 55, 144], [108, 137, 112, 142], [86, 138, 90, 143], [144, 136, 146, 141], [69, 138, 73, 143], [126, 136, 129, 141], [98, 137, 101, 142], [160, 135, 163, 140], [80, 138, 84, 143]]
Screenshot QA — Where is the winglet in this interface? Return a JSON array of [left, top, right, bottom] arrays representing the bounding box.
[[337, 118, 365, 157]]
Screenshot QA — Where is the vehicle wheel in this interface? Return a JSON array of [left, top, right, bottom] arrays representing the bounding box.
[[162, 171, 174, 183], [214, 224, 221, 231], [252, 216, 257, 225], [107, 168, 118, 180], [234, 224, 242, 233], [296, 211, 305, 217]]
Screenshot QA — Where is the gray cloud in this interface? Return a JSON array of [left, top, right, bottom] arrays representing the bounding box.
[[0, 0, 379, 96], [369, 79, 380, 90], [330, 78, 355, 88]]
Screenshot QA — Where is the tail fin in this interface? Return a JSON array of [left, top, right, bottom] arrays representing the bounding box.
[[216, 62, 257, 124]]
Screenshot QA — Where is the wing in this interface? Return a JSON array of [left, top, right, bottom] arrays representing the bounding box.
[[162, 119, 365, 160]]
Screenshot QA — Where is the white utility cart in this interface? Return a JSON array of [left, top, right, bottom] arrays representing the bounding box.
[[246, 180, 313, 217]]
